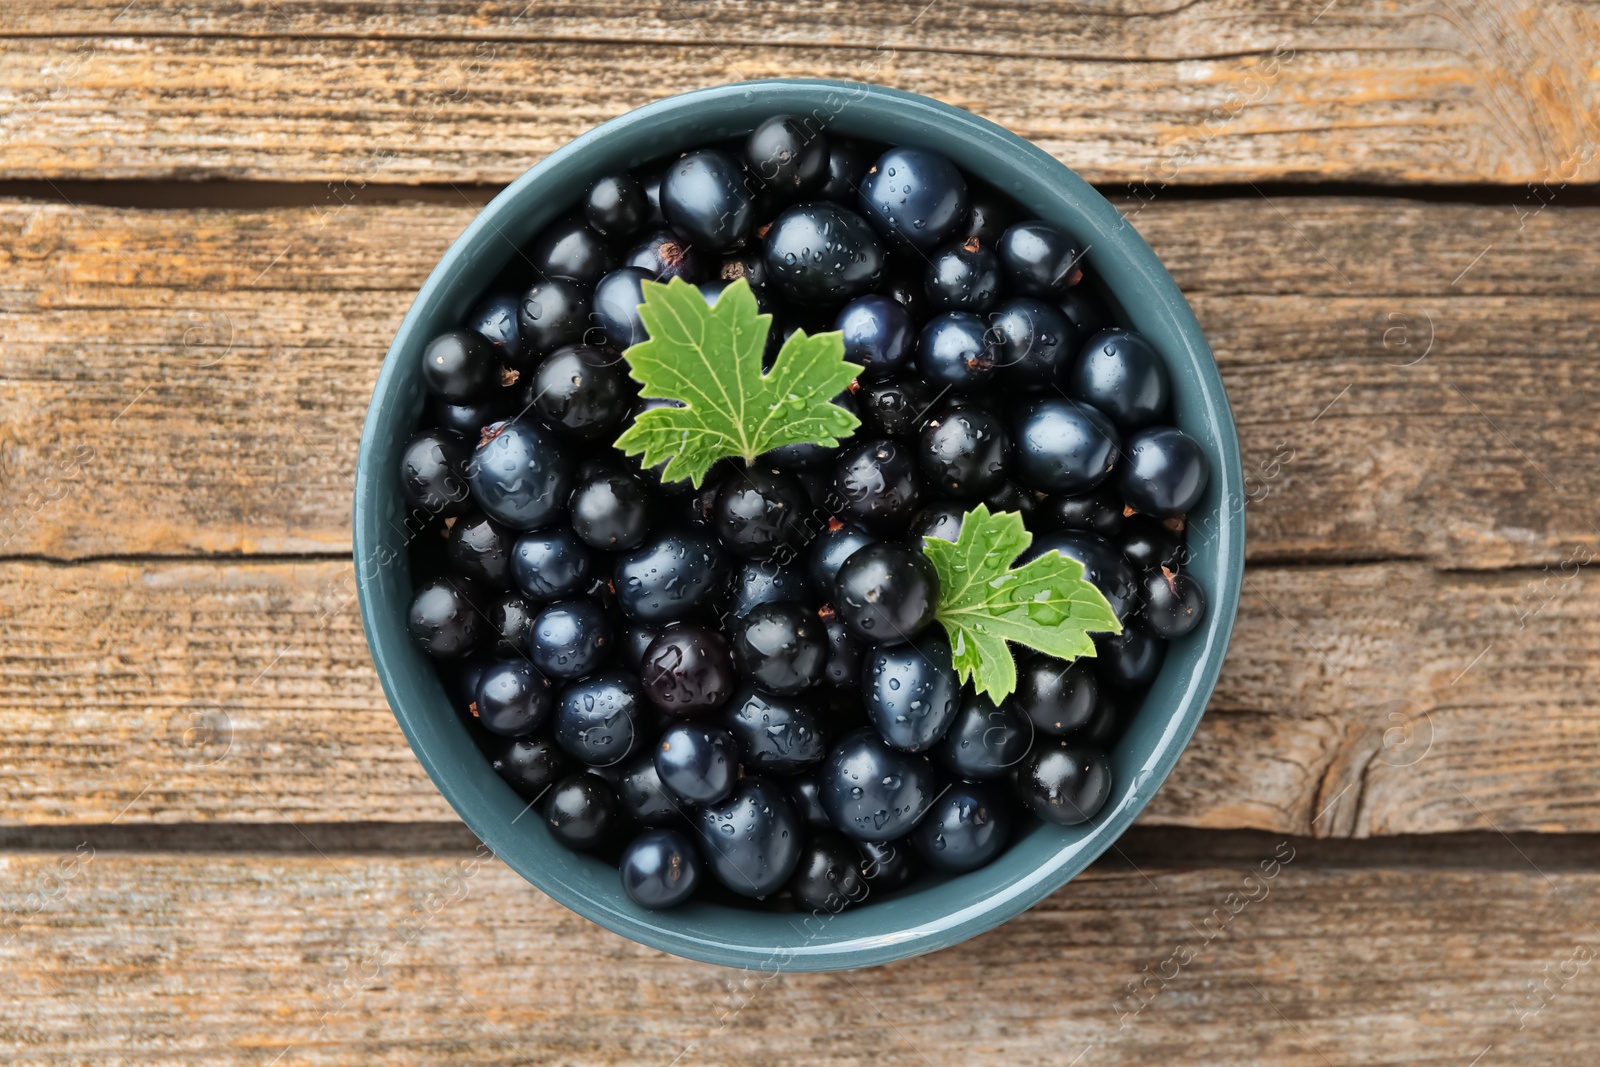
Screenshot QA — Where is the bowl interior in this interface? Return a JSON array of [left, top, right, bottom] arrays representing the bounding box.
[[354, 80, 1244, 971]]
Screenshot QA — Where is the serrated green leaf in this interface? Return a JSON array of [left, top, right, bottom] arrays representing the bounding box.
[[612, 278, 862, 487], [922, 504, 1124, 703]]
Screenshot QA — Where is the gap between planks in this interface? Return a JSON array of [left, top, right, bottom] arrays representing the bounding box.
[[6, 824, 1600, 872], [4, 180, 1599, 212]]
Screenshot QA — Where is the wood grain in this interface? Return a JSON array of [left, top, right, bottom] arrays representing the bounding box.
[[0, 0, 1596, 184], [0, 848, 1596, 1065], [3, 556, 1597, 835], [3, 196, 1598, 565]]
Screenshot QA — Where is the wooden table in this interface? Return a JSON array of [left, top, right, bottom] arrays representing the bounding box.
[[2, 2, 1597, 1063]]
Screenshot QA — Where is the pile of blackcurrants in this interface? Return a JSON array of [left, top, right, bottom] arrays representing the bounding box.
[[398, 115, 1209, 913]]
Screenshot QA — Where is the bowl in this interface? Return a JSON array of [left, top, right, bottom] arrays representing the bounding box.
[[354, 80, 1244, 971]]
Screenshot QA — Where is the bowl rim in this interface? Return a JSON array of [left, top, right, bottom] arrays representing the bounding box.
[[355, 78, 1245, 971]]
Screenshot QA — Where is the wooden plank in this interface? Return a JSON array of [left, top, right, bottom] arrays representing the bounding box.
[[3, 557, 1597, 836], [0, 0, 1551, 53], [3, 196, 1597, 565], [0, 0, 1596, 185], [0, 848, 1595, 1065]]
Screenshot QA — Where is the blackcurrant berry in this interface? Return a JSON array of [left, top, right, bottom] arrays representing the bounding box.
[[924, 236, 1001, 313], [509, 527, 591, 601], [990, 298, 1079, 389], [528, 598, 612, 679], [790, 832, 869, 912], [835, 294, 914, 380], [721, 685, 827, 775], [487, 735, 567, 802], [1035, 485, 1125, 539], [910, 782, 1013, 873], [400, 429, 473, 517], [426, 395, 503, 440], [745, 115, 828, 195], [807, 519, 876, 594], [468, 293, 528, 371], [712, 251, 765, 295], [723, 559, 814, 620], [640, 623, 736, 715], [832, 438, 922, 532], [857, 838, 918, 892], [408, 578, 481, 658], [732, 600, 828, 695], [591, 267, 654, 351], [421, 329, 498, 403], [518, 278, 591, 356], [916, 311, 998, 391], [832, 542, 938, 644], [625, 228, 709, 282], [1118, 427, 1209, 517], [614, 753, 683, 827], [618, 624, 660, 674], [909, 500, 966, 544], [818, 137, 877, 201], [1137, 566, 1207, 638], [446, 511, 513, 588], [959, 187, 1019, 246], [819, 615, 865, 692], [1068, 329, 1171, 431], [917, 404, 1009, 498], [763, 201, 885, 307], [1009, 397, 1121, 494], [1013, 654, 1098, 736], [695, 777, 803, 897], [614, 530, 731, 622], [698, 278, 771, 311], [997, 220, 1083, 298], [788, 776, 832, 828], [475, 659, 551, 737], [469, 418, 574, 531], [638, 168, 667, 227], [1059, 288, 1112, 336], [1094, 627, 1167, 692], [880, 267, 929, 325], [620, 828, 701, 908], [488, 591, 537, 656], [654, 722, 739, 805], [661, 149, 756, 252], [1072, 689, 1125, 750], [863, 634, 961, 752], [554, 670, 646, 767], [1012, 743, 1111, 826], [545, 772, 619, 851], [451, 655, 491, 713], [858, 147, 968, 251], [527, 217, 615, 286], [856, 375, 941, 439], [569, 471, 653, 551], [584, 173, 648, 240], [531, 345, 631, 440], [818, 729, 937, 842], [714, 467, 812, 561], [1119, 514, 1187, 572], [936, 694, 1033, 779]]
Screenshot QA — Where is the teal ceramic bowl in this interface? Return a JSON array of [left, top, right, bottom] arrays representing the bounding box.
[[355, 80, 1243, 971]]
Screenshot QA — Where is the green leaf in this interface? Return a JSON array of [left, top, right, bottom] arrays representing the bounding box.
[[613, 277, 862, 487], [922, 504, 1124, 703]]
